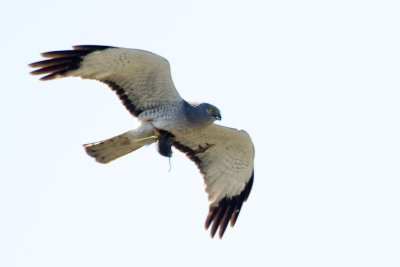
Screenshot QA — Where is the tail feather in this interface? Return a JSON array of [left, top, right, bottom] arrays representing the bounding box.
[[83, 126, 157, 163]]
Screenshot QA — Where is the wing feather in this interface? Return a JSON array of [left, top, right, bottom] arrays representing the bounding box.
[[30, 45, 182, 117], [172, 124, 254, 238]]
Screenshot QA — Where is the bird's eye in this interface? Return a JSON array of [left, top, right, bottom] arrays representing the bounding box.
[[207, 107, 215, 113]]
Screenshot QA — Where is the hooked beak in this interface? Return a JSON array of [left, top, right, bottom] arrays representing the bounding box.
[[214, 114, 222, 121]]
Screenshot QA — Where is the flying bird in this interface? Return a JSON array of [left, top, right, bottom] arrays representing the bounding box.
[[29, 45, 254, 238]]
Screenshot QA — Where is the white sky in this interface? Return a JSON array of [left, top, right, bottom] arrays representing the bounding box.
[[1, 0, 400, 266]]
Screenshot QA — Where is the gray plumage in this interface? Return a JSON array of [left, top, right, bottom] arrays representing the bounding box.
[[30, 45, 254, 238]]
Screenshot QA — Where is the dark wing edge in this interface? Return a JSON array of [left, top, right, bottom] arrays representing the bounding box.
[[29, 45, 143, 117], [29, 45, 115, 81], [205, 172, 254, 239], [172, 140, 254, 239]]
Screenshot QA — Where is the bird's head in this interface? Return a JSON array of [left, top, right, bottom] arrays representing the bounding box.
[[203, 103, 222, 121], [186, 102, 222, 126]]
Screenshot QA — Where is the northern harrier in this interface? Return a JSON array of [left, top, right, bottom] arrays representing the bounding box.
[[30, 45, 254, 238]]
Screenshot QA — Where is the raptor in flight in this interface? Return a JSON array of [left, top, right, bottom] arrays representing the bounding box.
[[30, 45, 254, 238]]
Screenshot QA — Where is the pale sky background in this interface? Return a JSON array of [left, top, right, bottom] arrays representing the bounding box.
[[1, 0, 400, 266]]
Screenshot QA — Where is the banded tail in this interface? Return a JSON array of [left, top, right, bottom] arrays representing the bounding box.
[[84, 125, 157, 163]]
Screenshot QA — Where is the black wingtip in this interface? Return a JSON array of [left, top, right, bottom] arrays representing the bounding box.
[[204, 172, 254, 239], [29, 45, 115, 80]]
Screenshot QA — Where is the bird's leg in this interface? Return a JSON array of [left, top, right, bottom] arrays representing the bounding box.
[[131, 136, 158, 142], [157, 130, 173, 158]]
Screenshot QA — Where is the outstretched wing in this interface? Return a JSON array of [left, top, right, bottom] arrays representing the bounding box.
[[29, 45, 182, 117], [172, 124, 254, 238]]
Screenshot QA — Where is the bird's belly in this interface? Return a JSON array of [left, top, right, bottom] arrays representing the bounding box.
[[151, 116, 208, 135], [138, 106, 210, 134]]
